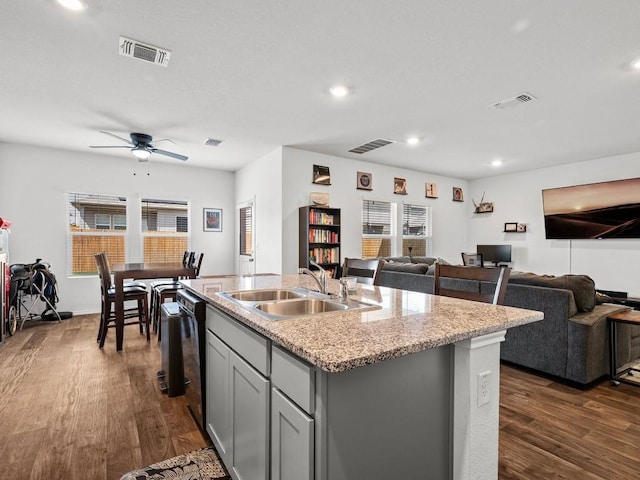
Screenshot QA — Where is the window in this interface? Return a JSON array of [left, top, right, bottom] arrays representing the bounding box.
[[66, 192, 127, 275], [141, 198, 190, 263], [361, 199, 394, 257], [239, 205, 253, 255], [402, 203, 432, 257]]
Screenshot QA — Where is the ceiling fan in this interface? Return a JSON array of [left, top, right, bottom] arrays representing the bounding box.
[[90, 131, 188, 161]]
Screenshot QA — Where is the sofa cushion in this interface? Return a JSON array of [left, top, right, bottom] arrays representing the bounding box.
[[509, 271, 596, 312], [381, 262, 429, 275]]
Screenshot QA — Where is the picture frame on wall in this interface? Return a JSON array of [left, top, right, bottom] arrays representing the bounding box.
[[425, 182, 438, 198], [504, 222, 518, 232], [312, 164, 331, 185], [357, 171, 373, 190], [203, 208, 222, 232], [452, 187, 464, 202], [394, 177, 407, 195]]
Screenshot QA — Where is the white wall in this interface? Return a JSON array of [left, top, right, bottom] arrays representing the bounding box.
[[469, 151, 640, 296], [281, 147, 470, 274], [235, 147, 283, 275], [0, 143, 235, 314]]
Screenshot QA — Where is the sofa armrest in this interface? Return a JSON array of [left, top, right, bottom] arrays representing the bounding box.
[[566, 304, 633, 385]]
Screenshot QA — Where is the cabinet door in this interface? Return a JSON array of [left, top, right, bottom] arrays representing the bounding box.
[[271, 388, 314, 480], [230, 350, 270, 480], [206, 330, 231, 464]]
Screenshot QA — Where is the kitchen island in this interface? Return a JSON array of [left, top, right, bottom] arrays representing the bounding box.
[[182, 274, 543, 480]]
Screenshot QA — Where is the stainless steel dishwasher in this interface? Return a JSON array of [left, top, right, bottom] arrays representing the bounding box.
[[159, 289, 207, 434]]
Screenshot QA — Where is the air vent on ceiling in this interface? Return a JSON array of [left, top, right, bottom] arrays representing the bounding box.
[[204, 138, 223, 147], [492, 92, 536, 110], [348, 138, 395, 154], [119, 36, 171, 67]]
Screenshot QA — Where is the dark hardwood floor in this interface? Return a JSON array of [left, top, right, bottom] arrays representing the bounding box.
[[1, 314, 639, 479], [0, 314, 209, 480]]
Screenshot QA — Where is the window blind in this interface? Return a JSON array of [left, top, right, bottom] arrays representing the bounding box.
[[240, 205, 253, 255], [141, 198, 189, 263], [402, 203, 432, 256], [66, 192, 127, 275]]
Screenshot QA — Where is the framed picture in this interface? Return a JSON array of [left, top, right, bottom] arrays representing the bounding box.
[[517, 223, 527, 232], [452, 187, 464, 202], [312, 164, 331, 185], [425, 182, 438, 198], [504, 222, 518, 232], [394, 177, 407, 195], [357, 171, 372, 190], [203, 208, 222, 232]]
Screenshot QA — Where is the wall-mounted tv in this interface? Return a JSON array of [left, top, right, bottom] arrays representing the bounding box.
[[542, 177, 640, 239], [476, 244, 512, 266]]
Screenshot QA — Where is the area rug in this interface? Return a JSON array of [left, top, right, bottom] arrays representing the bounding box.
[[120, 446, 230, 480]]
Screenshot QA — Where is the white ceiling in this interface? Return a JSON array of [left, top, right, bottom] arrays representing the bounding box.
[[2, 1, 640, 180]]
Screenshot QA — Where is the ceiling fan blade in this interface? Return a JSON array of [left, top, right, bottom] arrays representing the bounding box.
[[89, 145, 131, 149], [152, 138, 176, 145], [151, 148, 188, 161], [99, 130, 134, 145]]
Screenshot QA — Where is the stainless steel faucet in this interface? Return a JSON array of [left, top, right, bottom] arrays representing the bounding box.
[[298, 259, 327, 294]]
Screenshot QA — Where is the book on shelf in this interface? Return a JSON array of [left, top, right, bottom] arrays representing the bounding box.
[[310, 209, 334, 225]]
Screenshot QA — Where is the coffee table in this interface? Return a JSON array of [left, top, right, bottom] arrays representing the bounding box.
[[607, 310, 640, 386]]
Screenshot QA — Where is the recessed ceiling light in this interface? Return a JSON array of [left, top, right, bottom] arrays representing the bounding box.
[[406, 136, 420, 146], [491, 158, 503, 167], [631, 58, 640, 70], [329, 85, 349, 97], [56, 0, 87, 11]]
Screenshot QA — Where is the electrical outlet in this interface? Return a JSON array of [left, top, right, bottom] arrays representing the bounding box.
[[477, 370, 491, 407]]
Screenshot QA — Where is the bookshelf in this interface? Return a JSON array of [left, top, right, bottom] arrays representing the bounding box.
[[299, 206, 341, 279]]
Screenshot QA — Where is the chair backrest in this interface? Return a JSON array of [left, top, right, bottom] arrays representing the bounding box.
[[191, 252, 204, 276], [94, 252, 112, 292], [461, 252, 484, 267], [434, 264, 511, 305], [342, 257, 383, 285]]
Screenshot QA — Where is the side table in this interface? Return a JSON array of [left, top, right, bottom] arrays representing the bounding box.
[[607, 310, 640, 386]]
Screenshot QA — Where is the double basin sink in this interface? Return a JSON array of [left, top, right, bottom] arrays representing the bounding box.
[[218, 288, 375, 320]]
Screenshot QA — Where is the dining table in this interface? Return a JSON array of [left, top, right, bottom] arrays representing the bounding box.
[[112, 262, 196, 351]]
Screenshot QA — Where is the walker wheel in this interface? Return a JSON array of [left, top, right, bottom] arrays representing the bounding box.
[[7, 305, 17, 335]]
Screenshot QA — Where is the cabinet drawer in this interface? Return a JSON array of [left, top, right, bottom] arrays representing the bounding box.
[[206, 304, 269, 376], [271, 345, 315, 414]]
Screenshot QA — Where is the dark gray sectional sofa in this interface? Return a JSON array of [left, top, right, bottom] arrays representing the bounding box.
[[377, 256, 639, 386]]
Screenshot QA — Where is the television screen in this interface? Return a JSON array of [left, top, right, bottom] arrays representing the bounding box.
[[476, 244, 512, 266], [542, 177, 640, 239]]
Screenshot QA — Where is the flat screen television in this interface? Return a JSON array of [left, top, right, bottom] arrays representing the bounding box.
[[476, 244, 512, 266], [542, 177, 640, 239]]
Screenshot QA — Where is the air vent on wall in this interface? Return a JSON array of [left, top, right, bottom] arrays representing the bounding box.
[[119, 36, 171, 67], [492, 92, 536, 110], [204, 138, 223, 147], [348, 138, 395, 154]]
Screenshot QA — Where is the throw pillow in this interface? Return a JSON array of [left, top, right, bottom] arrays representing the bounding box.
[[381, 262, 429, 275], [509, 272, 596, 312]]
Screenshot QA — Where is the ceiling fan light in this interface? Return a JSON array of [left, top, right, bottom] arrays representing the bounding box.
[[132, 147, 150, 160]]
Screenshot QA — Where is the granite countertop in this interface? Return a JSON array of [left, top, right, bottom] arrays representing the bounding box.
[[182, 274, 543, 373]]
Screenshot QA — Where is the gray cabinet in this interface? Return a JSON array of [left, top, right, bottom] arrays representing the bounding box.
[[206, 330, 231, 465], [229, 350, 270, 480], [206, 305, 270, 480], [271, 387, 314, 480]]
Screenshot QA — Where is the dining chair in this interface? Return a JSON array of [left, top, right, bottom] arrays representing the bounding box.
[[461, 252, 484, 267], [94, 252, 150, 348], [433, 264, 511, 305], [149, 251, 192, 332], [341, 257, 383, 285], [151, 252, 203, 341]]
